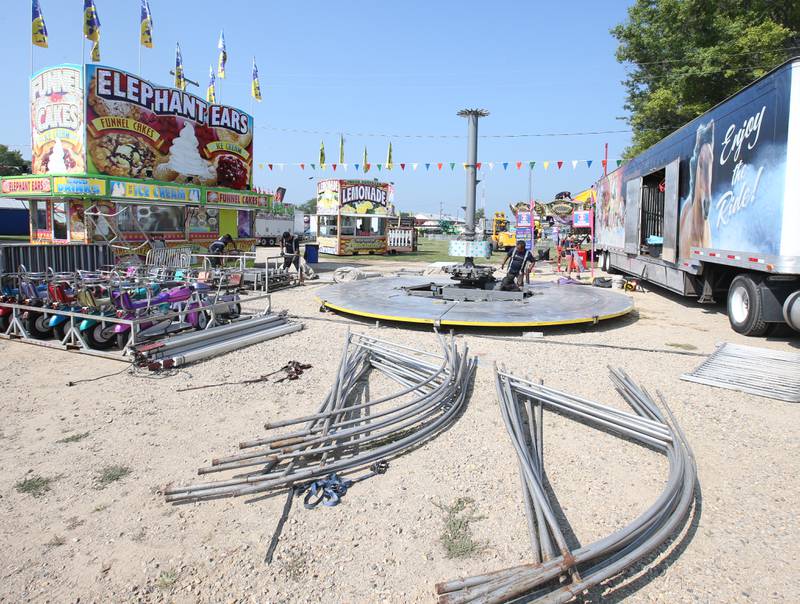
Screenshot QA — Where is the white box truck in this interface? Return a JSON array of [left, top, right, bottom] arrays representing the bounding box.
[[254, 211, 294, 247], [594, 58, 800, 335]]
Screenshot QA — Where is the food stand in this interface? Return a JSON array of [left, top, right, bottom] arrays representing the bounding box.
[[0, 63, 293, 252], [316, 179, 395, 255]]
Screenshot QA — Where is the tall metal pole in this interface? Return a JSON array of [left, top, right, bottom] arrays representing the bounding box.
[[458, 109, 489, 266]]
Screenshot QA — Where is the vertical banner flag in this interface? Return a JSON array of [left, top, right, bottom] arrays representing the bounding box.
[[363, 146, 368, 172], [140, 0, 153, 48], [339, 134, 345, 164], [32, 0, 49, 48], [217, 30, 227, 78], [174, 43, 186, 91], [83, 0, 101, 61], [386, 142, 393, 170], [251, 57, 262, 101], [206, 64, 216, 103], [319, 140, 326, 169]]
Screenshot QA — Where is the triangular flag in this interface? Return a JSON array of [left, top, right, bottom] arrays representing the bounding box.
[[377, 164, 382, 171], [488, 162, 494, 170], [586, 160, 593, 168], [341, 163, 348, 171], [476, 162, 482, 170], [601, 159, 607, 169], [365, 163, 371, 172], [332, 164, 337, 171], [412, 163, 419, 171], [425, 163, 431, 171], [268, 164, 273, 170], [616, 159, 623, 167], [516, 161, 522, 170], [543, 161, 550, 170], [300, 163, 305, 170], [503, 162, 508, 170], [437, 163, 443, 170], [571, 160, 578, 170], [557, 161, 563, 170], [310, 163, 316, 170], [450, 162, 455, 170], [400, 163, 406, 170], [354, 163, 360, 171], [528, 161, 535, 170]]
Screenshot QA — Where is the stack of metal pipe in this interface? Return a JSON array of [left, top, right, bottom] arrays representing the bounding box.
[[164, 330, 476, 503], [135, 314, 303, 370], [436, 366, 696, 604]]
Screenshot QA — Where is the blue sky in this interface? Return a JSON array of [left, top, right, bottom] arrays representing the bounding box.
[[3, 0, 634, 215]]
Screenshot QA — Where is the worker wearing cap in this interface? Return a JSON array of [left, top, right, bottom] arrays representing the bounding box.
[[281, 231, 305, 285], [500, 241, 535, 290], [208, 234, 233, 267]]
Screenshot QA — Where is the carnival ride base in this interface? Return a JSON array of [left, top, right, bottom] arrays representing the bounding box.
[[318, 276, 634, 328]]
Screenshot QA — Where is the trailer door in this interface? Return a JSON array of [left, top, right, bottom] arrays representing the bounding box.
[[624, 178, 641, 254], [662, 158, 680, 263]]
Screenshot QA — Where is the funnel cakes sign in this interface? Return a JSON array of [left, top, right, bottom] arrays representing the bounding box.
[[84, 64, 253, 189], [30, 65, 86, 175]]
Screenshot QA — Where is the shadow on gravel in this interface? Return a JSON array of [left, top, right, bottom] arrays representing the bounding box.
[[586, 479, 703, 603]]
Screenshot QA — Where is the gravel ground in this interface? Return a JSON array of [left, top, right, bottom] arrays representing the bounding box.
[[0, 259, 798, 603]]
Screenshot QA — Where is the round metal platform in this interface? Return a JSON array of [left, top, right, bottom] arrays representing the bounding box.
[[318, 276, 634, 328]]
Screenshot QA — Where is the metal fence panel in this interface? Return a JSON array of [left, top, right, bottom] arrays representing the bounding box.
[[0, 243, 113, 275]]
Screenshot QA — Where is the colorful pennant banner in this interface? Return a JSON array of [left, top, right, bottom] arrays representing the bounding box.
[[251, 158, 623, 173]]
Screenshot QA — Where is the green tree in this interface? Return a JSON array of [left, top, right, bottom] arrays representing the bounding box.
[[475, 208, 485, 222], [297, 197, 317, 214], [612, 1, 799, 157], [0, 145, 30, 176]]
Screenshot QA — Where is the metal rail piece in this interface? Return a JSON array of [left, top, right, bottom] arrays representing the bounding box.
[[164, 331, 476, 503], [436, 367, 696, 604]]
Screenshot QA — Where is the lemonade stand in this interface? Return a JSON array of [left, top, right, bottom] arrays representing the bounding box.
[[316, 179, 394, 255]]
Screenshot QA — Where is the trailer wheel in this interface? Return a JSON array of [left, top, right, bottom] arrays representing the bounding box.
[[268, 237, 276, 247], [727, 275, 768, 336], [259, 238, 268, 246]]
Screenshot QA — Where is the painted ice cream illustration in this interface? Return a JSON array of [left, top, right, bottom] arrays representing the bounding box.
[[155, 122, 216, 184], [48, 138, 67, 173]]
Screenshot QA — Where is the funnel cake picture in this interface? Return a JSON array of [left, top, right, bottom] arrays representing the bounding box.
[[89, 132, 164, 178]]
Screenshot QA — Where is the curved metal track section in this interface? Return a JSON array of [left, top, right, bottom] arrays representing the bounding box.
[[436, 367, 696, 604], [165, 330, 476, 503]]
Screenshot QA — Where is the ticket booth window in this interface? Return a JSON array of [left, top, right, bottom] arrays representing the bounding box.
[[52, 202, 69, 241], [30, 200, 48, 231], [319, 215, 338, 236]]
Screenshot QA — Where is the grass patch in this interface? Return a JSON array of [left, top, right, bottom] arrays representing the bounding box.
[[666, 342, 698, 351], [15, 475, 55, 498], [56, 431, 90, 444], [434, 497, 486, 559], [321, 238, 510, 265], [95, 465, 131, 489], [156, 570, 178, 590]]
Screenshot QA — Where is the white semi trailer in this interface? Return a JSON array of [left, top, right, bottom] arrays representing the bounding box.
[[594, 58, 800, 336]]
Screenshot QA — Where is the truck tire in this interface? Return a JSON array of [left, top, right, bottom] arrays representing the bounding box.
[[783, 290, 800, 332], [727, 274, 768, 336], [268, 237, 276, 247], [259, 238, 268, 246]]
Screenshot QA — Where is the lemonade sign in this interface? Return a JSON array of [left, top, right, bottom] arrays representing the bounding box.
[[339, 181, 389, 215]]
